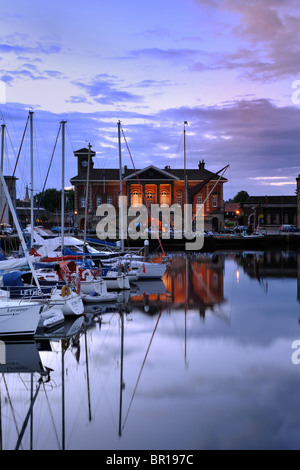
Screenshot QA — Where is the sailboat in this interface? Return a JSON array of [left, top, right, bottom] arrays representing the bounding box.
[[0, 116, 83, 325]]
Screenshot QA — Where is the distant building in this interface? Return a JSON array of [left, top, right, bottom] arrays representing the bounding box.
[[70, 148, 228, 232], [0, 175, 17, 225], [242, 195, 297, 228], [224, 202, 242, 224]]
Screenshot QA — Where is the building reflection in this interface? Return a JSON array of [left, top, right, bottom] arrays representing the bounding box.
[[130, 253, 225, 318], [235, 251, 300, 301]]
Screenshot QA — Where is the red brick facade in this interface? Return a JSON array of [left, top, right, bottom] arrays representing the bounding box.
[[70, 148, 227, 231]]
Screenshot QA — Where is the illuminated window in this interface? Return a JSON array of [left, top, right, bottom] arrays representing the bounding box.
[[132, 190, 141, 206], [160, 190, 169, 206]]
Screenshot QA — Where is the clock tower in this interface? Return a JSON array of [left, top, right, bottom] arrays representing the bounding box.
[[74, 147, 96, 174]]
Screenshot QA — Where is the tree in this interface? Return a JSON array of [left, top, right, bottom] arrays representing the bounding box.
[[33, 188, 74, 213], [232, 190, 249, 203]]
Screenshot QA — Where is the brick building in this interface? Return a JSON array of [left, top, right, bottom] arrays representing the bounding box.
[[241, 195, 297, 228], [70, 147, 227, 233]]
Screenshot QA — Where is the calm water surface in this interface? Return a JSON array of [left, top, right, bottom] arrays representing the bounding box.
[[1, 250, 300, 450]]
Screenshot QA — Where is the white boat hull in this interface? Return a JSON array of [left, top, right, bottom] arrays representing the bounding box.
[[104, 273, 130, 290], [80, 278, 105, 295], [48, 291, 84, 316], [127, 261, 167, 279], [0, 301, 43, 337]]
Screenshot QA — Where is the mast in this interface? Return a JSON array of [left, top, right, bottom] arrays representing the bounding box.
[[61, 344, 65, 451], [61, 120, 67, 253], [118, 120, 124, 251], [83, 143, 92, 250], [85, 328, 92, 422], [0, 124, 5, 225], [118, 307, 124, 436], [184, 121, 188, 208], [29, 111, 34, 250], [0, 158, 41, 287]]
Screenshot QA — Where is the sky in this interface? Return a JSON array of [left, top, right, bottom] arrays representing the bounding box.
[[0, 0, 300, 201]]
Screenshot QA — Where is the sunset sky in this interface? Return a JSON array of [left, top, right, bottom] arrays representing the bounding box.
[[0, 0, 300, 200]]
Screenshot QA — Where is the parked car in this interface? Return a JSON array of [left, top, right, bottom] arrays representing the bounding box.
[[279, 225, 300, 232], [219, 228, 234, 234], [233, 225, 249, 233], [51, 226, 68, 233]]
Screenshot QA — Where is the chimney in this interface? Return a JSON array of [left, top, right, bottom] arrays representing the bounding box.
[[198, 160, 205, 170]]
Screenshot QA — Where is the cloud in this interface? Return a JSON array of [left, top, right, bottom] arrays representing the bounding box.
[[0, 40, 61, 55], [0, 67, 65, 84], [0, 69, 47, 82], [0, 35, 64, 84], [1, 97, 300, 198], [130, 48, 199, 63], [134, 79, 174, 88], [73, 75, 143, 105], [250, 176, 296, 187], [193, 0, 300, 81], [151, 98, 300, 195]]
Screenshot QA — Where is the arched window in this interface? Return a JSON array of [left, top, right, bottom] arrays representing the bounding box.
[[160, 190, 169, 206], [131, 190, 141, 206]]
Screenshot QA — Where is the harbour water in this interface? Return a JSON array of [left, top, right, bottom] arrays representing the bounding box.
[[1, 250, 300, 450]]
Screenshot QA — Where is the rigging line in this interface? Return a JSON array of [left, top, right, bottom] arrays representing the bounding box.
[[2, 104, 19, 148], [0, 105, 5, 123], [2, 375, 20, 441], [66, 124, 75, 154], [121, 127, 166, 258], [42, 381, 61, 450], [4, 126, 17, 174], [172, 131, 184, 169], [0, 115, 30, 224], [192, 164, 229, 221], [15, 378, 43, 451], [122, 300, 166, 431], [34, 123, 61, 226]]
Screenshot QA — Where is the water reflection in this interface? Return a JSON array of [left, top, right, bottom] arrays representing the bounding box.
[[1, 251, 300, 450]]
